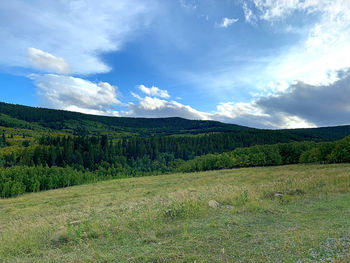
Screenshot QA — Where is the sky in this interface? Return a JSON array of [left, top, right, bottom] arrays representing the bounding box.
[[1, 0, 350, 129]]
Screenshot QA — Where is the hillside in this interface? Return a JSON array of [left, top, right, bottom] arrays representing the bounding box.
[[2, 101, 350, 198], [0, 102, 248, 137], [1, 101, 350, 140], [1, 164, 350, 262]]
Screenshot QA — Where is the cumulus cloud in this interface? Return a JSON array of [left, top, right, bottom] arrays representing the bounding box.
[[28, 48, 70, 74], [211, 69, 350, 128], [0, 0, 153, 74], [124, 82, 318, 128], [30, 75, 208, 121], [256, 70, 350, 127], [213, 101, 315, 129], [28, 70, 350, 129], [30, 74, 121, 115], [219, 17, 239, 28], [235, 0, 350, 93], [123, 91, 316, 129], [138, 85, 170, 98], [125, 95, 210, 120]]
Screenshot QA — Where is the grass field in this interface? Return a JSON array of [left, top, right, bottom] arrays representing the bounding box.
[[1, 164, 350, 262]]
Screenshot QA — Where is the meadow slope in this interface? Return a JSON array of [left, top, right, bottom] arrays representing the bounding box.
[[1, 164, 350, 262]]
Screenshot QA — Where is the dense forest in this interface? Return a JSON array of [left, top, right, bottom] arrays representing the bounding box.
[[177, 136, 350, 172], [2, 101, 350, 139], [1, 101, 350, 198]]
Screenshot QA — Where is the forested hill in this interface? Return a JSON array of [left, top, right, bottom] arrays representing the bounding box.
[[1, 101, 350, 141], [0, 102, 247, 136], [2, 101, 350, 198]]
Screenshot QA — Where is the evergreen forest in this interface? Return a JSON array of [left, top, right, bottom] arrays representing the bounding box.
[[1, 101, 350, 197]]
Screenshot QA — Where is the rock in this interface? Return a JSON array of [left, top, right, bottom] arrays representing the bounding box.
[[208, 200, 220, 208]]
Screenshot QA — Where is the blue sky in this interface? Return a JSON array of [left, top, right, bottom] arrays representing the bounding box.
[[1, 0, 350, 128]]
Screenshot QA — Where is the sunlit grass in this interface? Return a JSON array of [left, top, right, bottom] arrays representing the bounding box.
[[1, 163, 350, 262]]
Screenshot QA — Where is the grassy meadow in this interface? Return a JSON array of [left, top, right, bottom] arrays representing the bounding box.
[[1, 163, 350, 262]]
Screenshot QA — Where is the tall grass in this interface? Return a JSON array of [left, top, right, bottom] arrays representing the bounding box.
[[0, 164, 350, 262]]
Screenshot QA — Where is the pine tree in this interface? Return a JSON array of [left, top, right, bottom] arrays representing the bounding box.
[[1, 132, 6, 146]]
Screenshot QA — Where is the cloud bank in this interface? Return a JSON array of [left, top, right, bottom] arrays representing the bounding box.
[[33, 70, 350, 129], [213, 70, 350, 128]]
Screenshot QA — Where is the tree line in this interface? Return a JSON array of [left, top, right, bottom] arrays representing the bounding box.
[[0, 130, 319, 171], [2, 101, 350, 139], [1, 134, 350, 198], [0, 166, 98, 198], [177, 136, 350, 172]]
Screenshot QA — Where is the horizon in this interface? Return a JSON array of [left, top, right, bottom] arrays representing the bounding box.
[[2, 100, 350, 131], [1, 0, 350, 129]]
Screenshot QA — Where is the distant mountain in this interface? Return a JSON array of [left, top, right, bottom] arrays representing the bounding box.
[[0, 102, 250, 137], [1, 101, 350, 141]]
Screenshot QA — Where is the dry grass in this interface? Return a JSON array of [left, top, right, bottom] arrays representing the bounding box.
[[1, 163, 350, 262]]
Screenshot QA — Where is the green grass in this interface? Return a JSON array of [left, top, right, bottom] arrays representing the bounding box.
[[1, 164, 350, 262]]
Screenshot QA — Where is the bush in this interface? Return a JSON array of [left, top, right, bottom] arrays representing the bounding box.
[[163, 200, 201, 220]]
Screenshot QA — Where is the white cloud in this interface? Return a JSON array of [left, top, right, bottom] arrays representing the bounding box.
[[252, 0, 301, 21], [211, 70, 350, 128], [28, 48, 70, 74], [179, 0, 197, 9], [262, 1, 350, 86], [123, 93, 317, 129], [30, 74, 121, 115], [256, 71, 350, 127], [138, 85, 170, 98], [125, 95, 210, 120], [215, 102, 267, 119], [219, 17, 239, 28], [0, 0, 154, 74], [242, 3, 256, 23], [252, 0, 350, 22], [260, 80, 290, 95], [31, 75, 208, 121], [65, 105, 120, 117], [213, 101, 316, 129], [227, 0, 350, 93], [29, 71, 350, 129]]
